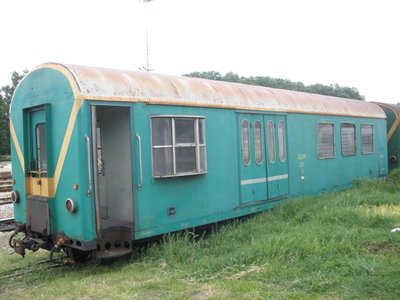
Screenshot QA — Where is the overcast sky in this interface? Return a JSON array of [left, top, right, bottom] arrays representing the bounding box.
[[1, 0, 399, 103]]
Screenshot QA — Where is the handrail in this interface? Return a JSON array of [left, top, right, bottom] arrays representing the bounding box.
[[136, 133, 143, 189], [84, 134, 92, 195]]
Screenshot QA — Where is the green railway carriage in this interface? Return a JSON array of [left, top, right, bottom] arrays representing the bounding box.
[[373, 102, 400, 170], [9, 63, 388, 260]]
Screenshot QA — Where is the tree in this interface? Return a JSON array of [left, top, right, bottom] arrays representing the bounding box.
[[183, 71, 222, 81], [0, 70, 28, 155], [184, 71, 365, 100]]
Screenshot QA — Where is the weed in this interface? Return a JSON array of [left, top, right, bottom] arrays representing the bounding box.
[[1, 176, 400, 299]]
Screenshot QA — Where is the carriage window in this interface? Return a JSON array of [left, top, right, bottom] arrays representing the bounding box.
[[254, 121, 263, 165], [242, 120, 250, 166], [278, 120, 286, 162], [317, 123, 335, 159], [341, 123, 356, 156], [267, 121, 276, 163], [151, 116, 206, 177], [361, 124, 374, 154], [35, 123, 47, 172]]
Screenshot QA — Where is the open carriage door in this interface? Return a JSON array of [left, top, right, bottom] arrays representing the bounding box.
[[91, 105, 134, 258]]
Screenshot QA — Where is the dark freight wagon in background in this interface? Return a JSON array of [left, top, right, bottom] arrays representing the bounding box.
[[374, 102, 400, 170]]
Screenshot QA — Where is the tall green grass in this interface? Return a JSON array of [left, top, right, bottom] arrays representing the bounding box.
[[1, 171, 400, 299]]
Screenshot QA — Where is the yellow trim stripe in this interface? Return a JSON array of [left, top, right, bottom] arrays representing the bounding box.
[[10, 120, 25, 174], [32, 63, 83, 100], [53, 99, 84, 192], [387, 117, 400, 142], [9, 63, 83, 113], [26, 177, 55, 198]]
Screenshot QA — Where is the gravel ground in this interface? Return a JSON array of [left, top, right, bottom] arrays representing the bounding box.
[[0, 231, 12, 251], [0, 163, 13, 220], [0, 161, 11, 169], [0, 203, 13, 219]]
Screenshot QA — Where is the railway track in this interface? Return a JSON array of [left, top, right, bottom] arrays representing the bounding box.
[[0, 174, 12, 193], [0, 257, 71, 280]]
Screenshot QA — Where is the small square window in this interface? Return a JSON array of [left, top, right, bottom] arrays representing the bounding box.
[[151, 116, 207, 177]]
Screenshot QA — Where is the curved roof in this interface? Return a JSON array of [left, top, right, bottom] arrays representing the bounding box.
[[33, 63, 385, 118], [373, 102, 400, 118]]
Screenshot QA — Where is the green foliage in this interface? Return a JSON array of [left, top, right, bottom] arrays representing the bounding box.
[[0, 155, 11, 162], [184, 71, 365, 100], [183, 70, 223, 81], [0, 70, 27, 155], [1, 175, 400, 299]]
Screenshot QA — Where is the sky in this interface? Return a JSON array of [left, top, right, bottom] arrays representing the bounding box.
[[1, 0, 399, 103]]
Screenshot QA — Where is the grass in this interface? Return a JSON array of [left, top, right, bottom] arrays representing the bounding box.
[[1, 171, 400, 299]]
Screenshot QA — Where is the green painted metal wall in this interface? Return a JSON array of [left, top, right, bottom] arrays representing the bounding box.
[[131, 103, 388, 239], [286, 114, 387, 196], [11, 69, 96, 241]]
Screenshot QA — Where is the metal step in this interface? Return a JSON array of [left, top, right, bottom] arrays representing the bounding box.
[[96, 247, 132, 260], [96, 225, 133, 260]]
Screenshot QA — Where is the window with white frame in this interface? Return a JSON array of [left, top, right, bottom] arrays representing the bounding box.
[[267, 120, 276, 163], [277, 120, 286, 162], [151, 116, 206, 177], [361, 124, 374, 154], [241, 120, 250, 166], [254, 120, 263, 165]]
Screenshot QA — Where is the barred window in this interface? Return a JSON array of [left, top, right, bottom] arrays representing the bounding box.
[[361, 124, 374, 154], [241, 120, 250, 166], [151, 116, 206, 177], [341, 123, 356, 156], [317, 123, 335, 159], [254, 121, 263, 165]]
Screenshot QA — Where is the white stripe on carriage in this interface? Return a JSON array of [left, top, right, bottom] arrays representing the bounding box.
[[240, 177, 267, 185], [267, 174, 289, 182], [240, 174, 288, 186]]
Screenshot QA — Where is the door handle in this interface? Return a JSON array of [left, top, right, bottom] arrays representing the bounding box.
[[136, 133, 143, 190], [84, 134, 92, 195]]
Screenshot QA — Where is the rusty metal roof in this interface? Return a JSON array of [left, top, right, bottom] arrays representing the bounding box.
[[37, 63, 385, 118]]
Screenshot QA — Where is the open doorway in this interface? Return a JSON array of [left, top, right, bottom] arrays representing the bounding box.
[[92, 105, 134, 258]]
